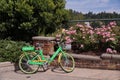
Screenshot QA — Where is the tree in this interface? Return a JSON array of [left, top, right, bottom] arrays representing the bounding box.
[[0, 0, 69, 41]]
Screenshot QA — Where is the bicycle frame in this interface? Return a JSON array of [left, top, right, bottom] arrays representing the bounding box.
[[48, 45, 64, 64], [25, 45, 64, 65]]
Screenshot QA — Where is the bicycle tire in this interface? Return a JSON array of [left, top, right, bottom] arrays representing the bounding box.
[[58, 52, 75, 73], [19, 52, 40, 74]]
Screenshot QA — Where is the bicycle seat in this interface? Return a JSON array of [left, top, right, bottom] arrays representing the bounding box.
[[22, 46, 35, 51]]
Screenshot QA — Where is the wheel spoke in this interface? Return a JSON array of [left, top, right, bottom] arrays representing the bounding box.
[[59, 53, 75, 73], [19, 53, 40, 74]]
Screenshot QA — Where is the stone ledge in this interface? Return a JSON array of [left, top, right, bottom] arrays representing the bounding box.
[[32, 36, 55, 41], [70, 53, 120, 60], [101, 53, 120, 60], [71, 53, 101, 61], [0, 62, 13, 68]]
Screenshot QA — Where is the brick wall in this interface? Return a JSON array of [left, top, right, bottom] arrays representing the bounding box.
[[33, 40, 54, 55], [75, 59, 120, 70], [72, 53, 120, 70], [32, 36, 55, 55]]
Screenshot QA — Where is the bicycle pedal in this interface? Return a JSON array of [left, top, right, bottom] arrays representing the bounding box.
[[42, 62, 49, 70]]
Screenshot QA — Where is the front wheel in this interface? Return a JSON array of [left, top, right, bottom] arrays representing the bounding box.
[[58, 53, 75, 73], [19, 52, 40, 74]]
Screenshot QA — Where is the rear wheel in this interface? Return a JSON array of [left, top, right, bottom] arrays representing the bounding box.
[[19, 52, 40, 74], [58, 53, 75, 73]]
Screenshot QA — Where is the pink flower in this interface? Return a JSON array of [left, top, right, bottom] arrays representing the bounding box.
[[70, 30, 76, 34], [76, 24, 84, 28], [103, 36, 106, 38], [65, 30, 76, 35], [106, 48, 113, 53], [111, 34, 115, 36], [107, 27, 111, 30], [80, 44, 84, 48], [65, 36, 70, 40], [82, 36, 85, 39], [66, 31, 71, 34], [101, 29, 104, 31], [65, 36, 72, 44], [65, 30, 68, 32], [81, 29, 85, 31], [101, 25, 106, 28], [109, 37, 115, 41], [96, 31, 101, 35], [89, 30, 94, 35], [105, 39, 109, 42], [106, 33, 111, 37], [109, 21, 116, 26], [69, 27, 73, 30], [65, 38, 73, 44]]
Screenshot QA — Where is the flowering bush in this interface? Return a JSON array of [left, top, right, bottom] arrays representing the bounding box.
[[53, 21, 120, 54]]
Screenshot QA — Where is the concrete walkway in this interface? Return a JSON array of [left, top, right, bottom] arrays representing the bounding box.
[[0, 62, 120, 80]]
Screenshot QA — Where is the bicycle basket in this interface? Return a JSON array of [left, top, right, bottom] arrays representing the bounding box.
[[62, 43, 71, 50]]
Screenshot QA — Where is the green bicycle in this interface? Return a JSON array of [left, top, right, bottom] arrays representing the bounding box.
[[18, 36, 75, 74]]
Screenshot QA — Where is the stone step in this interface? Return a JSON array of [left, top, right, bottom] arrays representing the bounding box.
[[0, 62, 13, 68]]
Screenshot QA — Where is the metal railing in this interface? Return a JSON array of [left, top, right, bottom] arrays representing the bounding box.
[[69, 18, 120, 22], [62, 18, 120, 28]]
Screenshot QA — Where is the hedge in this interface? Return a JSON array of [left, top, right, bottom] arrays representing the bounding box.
[[0, 40, 30, 62]]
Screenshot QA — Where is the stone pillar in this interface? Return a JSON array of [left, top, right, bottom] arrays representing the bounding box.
[[32, 36, 55, 55]]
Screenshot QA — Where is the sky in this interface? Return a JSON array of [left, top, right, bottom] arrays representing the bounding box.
[[65, 0, 120, 13]]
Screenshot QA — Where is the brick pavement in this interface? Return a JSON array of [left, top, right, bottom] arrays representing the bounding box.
[[0, 62, 120, 80]]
